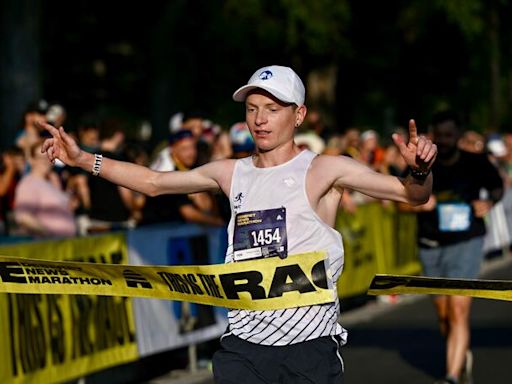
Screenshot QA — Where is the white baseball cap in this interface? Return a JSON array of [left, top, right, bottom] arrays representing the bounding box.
[[232, 65, 305, 106], [487, 138, 507, 157]]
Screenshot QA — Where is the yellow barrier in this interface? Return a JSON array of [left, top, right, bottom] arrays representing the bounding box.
[[336, 202, 421, 298], [0, 234, 138, 384]]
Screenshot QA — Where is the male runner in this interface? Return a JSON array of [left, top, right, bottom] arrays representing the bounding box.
[[414, 110, 503, 384], [41, 65, 437, 383]]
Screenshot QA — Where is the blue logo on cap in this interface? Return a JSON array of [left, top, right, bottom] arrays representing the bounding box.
[[259, 70, 273, 80]]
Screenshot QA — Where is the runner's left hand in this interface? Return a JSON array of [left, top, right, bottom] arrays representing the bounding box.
[[392, 119, 437, 172]]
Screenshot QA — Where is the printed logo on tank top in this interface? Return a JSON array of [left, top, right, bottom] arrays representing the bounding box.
[[233, 207, 288, 261], [283, 177, 296, 187], [233, 191, 245, 211]]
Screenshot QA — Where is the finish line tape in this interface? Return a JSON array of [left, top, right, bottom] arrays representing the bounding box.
[[0, 251, 335, 311], [368, 274, 512, 301]]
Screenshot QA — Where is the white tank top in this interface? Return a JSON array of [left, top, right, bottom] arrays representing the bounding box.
[[224, 150, 347, 346]]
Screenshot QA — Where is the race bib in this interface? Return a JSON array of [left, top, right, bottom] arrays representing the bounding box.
[[233, 207, 288, 261], [437, 203, 471, 232]]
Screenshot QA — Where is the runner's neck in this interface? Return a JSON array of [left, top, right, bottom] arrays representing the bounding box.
[[252, 142, 302, 168]]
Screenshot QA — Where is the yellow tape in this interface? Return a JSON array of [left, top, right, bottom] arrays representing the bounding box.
[[0, 251, 335, 311], [368, 274, 512, 301]]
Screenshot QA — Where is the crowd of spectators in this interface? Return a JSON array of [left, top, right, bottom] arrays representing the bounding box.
[[0, 101, 253, 240], [1, 100, 511, 248]]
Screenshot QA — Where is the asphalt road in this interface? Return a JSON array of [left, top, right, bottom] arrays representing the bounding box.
[[151, 255, 512, 384], [342, 256, 512, 383]]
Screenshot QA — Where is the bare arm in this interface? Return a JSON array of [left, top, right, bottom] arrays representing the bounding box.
[[330, 120, 437, 205], [327, 156, 431, 205], [39, 122, 234, 197], [0, 154, 16, 196], [397, 195, 437, 212], [179, 204, 225, 227], [14, 211, 48, 236]]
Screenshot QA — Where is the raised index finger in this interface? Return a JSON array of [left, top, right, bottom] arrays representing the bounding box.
[[408, 119, 418, 144]]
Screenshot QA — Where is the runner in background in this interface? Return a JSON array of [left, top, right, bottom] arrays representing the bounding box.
[[40, 65, 437, 383], [404, 110, 503, 384]]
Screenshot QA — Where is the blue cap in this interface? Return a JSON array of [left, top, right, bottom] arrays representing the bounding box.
[[169, 129, 194, 145]]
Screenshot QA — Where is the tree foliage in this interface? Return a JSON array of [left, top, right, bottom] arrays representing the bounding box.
[[3, 0, 510, 149], [223, 0, 350, 64]]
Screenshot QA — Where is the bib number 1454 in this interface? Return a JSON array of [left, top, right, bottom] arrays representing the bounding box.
[[251, 228, 282, 246]]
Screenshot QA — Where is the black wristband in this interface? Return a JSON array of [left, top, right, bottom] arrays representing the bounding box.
[[409, 167, 431, 181]]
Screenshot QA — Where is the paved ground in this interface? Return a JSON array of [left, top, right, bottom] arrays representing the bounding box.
[[341, 255, 512, 383], [149, 255, 512, 384]]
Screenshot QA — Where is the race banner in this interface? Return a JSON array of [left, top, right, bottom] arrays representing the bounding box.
[[0, 251, 335, 311], [368, 274, 512, 301]]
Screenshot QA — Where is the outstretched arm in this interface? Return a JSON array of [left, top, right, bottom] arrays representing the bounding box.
[[39, 122, 231, 197], [328, 120, 437, 205], [0, 153, 16, 196]]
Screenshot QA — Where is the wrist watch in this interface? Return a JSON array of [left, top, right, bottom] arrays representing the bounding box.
[[409, 167, 431, 181]]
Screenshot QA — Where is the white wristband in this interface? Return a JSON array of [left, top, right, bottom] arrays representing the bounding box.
[[92, 154, 103, 176]]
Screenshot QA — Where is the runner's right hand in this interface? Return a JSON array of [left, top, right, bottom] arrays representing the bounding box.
[[38, 122, 83, 167]]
